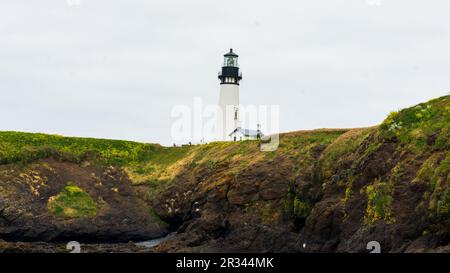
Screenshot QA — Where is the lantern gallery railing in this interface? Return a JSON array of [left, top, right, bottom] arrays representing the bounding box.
[[218, 71, 243, 77]]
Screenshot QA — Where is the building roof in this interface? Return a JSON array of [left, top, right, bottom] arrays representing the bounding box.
[[224, 48, 238, 57], [229, 127, 264, 137]]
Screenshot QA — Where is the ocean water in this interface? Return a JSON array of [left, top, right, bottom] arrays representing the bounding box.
[[135, 232, 176, 248]]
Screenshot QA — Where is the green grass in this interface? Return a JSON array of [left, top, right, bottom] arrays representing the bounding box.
[[0, 131, 193, 184], [279, 129, 349, 180], [320, 128, 375, 178], [425, 152, 450, 217], [0, 131, 193, 166], [0, 131, 157, 165], [380, 95, 450, 153], [48, 185, 97, 218], [283, 187, 312, 221], [293, 197, 312, 218], [364, 180, 395, 226]]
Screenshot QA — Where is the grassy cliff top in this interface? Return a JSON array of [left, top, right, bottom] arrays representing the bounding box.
[[0, 94, 448, 185], [380, 95, 450, 152]]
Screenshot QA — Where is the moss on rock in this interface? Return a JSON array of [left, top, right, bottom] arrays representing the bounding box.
[[364, 180, 395, 226], [48, 185, 97, 218]]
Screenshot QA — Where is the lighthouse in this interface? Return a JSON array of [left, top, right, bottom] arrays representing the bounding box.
[[216, 49, 242, 140]]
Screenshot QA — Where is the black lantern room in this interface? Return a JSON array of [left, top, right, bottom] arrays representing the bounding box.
[[218, 48, 242, 85]]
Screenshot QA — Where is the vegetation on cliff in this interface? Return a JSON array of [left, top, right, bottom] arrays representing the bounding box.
[[379, 95, 449, 221], [48, 185, 97, 218], [0, 94, 448, 252], [0, 132, 192, 185], [364, 180, 395, 225]]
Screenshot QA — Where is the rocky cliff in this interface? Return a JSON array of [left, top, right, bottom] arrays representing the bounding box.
[[151, 95, 449, 253], [0, 95, 448, 252]]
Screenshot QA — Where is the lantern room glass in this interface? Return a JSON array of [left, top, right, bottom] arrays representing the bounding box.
[[224, 56, 238, 67]]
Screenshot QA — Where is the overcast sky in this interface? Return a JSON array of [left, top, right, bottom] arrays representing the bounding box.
[[1, 0, 449, 145]]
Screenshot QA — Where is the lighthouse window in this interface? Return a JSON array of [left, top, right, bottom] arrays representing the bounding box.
[[224, 56, 238, 67]]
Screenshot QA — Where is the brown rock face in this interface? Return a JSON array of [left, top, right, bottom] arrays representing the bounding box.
[[259, 180, 289, 200], [227, 180, 258, 205], [150, 128, 449, 253], [0, 159, 167, 243]]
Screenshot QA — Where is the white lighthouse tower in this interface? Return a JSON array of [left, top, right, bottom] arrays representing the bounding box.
[[216, 49, 242, 140]]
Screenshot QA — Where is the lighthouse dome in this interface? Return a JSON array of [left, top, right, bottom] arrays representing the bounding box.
[[224, 48, 238, 57]]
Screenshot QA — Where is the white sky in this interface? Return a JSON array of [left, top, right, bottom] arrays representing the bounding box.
[[0, 0, 449, 145]]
